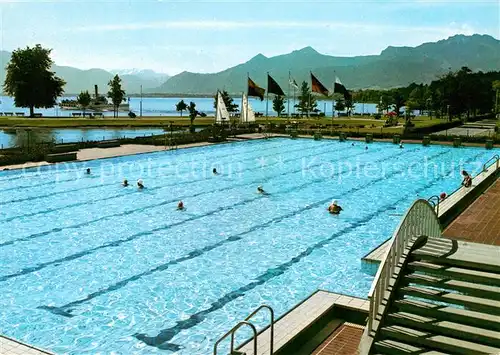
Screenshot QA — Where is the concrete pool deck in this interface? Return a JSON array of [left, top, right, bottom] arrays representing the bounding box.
[[0, 335, 54, 355]]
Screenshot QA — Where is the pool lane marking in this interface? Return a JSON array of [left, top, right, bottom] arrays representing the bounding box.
[[0, 138, 306, 186], [0, 142, 381, 241], [36, 148, 445, 317], [0, 138, 299, 192], [133, 151, 484, 351], [0, 140, 332, 221], [0, 140, 337, 206], [0, 145, 400, 282]]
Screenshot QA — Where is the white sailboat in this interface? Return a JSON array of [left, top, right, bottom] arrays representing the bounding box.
[[215, 91, 230, 124], [240, 93, 256, 123]]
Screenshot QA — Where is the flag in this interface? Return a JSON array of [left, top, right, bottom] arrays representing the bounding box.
[[334, 77, 350, 100], [267, 74, 285, 96], [289, 77, 299, 89], [311, 73, 329, 96], [247, 77, 265, 101]]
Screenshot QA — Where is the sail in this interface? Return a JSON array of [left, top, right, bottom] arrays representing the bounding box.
[[241, 93, 256, 123], [215, 91, 230, 124]]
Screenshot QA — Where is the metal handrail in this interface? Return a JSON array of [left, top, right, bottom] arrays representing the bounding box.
[[366, 199, 441, 334], [483, 154, 499, 172], [243, 305, 274, 355], [427, 195, 440, 215], [213, 321, 258, 355]]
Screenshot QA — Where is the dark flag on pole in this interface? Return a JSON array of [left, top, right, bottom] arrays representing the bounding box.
[[267, 74, 285, 96], [311, 73, 329, 96], [248, 77, 265, 101], [334, 77, 350, 100]]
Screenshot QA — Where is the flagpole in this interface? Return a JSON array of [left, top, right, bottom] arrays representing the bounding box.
[[287, 71, 291, 118], [266, 72, 269, 118], [331, 77, 335, 135], [246, 73, 250, 125]]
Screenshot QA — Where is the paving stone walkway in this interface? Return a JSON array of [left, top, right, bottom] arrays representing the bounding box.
[[443, 177, 500, 245]]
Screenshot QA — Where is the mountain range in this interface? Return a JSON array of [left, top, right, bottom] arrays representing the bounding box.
[[158, 34, 500, 94], [0, 34, 498, 95], [0, 51, 170, 95]]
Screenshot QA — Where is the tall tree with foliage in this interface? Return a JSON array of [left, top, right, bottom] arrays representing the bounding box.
[[377, 94, 391, 114], [213, 90, 238, 113], [344, 94, 355, 116], [334, 100, 346, 116], [391, 89, 405, 116], [176, 99, 188, 117], [76, 90, 92, 116], [295, 81, 317, 117], [3, 44, 65, 117], [272, 95, 285, 116], [107, 74, 126, 118], [187, 101, 199, 133]]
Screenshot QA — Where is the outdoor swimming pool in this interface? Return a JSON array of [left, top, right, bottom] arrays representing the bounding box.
[[0, 138, 497, 354]]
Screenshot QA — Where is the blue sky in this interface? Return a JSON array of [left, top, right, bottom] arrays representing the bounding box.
[[0, 0, 498, 75]]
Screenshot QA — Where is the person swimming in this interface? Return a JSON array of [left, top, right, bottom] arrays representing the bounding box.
[[86, 168, 91, 174], [213, 168, 218, 175], [257, 185, 267, 194], [328, 200, 343, 214], [351, 143, 355, 146], [399, 142, 404, 149], [137, 179, 144, 189], [177, 201, 185, 210], [122, 179, 129, 187], [365, 146, 368, 150]]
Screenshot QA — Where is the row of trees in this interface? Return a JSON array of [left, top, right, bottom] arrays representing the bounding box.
[[4, 44, 127, 117], [352, 67, 500, 119]]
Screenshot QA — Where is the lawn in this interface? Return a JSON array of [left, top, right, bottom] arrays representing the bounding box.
[[0, 115, 453, 135]]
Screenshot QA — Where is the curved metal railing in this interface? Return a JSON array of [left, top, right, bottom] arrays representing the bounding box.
[[427, 195, 440, 216], [483, 154, 499, 172], [213, 321, 258, 355], [213, 304, 275, 355], [366, 199, 441, 334]]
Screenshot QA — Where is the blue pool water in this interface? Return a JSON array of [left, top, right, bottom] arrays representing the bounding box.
[[0, 138, 497, 354]]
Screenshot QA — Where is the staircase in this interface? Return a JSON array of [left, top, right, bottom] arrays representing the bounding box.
[[359, 199, 500, 355], [372, 237, 500, 354]]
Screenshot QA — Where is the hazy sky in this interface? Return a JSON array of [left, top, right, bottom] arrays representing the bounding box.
[[0, 0, 498, 75]]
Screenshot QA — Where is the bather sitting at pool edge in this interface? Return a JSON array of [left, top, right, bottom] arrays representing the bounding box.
[[328, 200, 343, 214]]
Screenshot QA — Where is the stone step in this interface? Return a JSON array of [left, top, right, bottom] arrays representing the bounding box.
[[407, 261, 500, 287], [387, 311, 500, 347], [380, 325, 500, 355], [394, 299, 500, 332], [399, 285, 500, 316], [372, 338, 450, 355], [404, 273, 500, 301], [411, 239, 500, 274]]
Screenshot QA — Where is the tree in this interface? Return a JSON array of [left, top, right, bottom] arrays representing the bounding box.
[[176, 99, 188, 117], [3, 44, 65, 117], [334, 100, 345, 116], [107, 74, 126, 118], [187, 101, 199, 133], [344, 94, 355, 116], [272, 95, 285, 116], [213, 90, 238, 113], [76, 90, 92, 116], [493, 80, 500, 114], [377, 94, 391, 114], [295, 81, 317, 117], [391, 89, 405, 116]]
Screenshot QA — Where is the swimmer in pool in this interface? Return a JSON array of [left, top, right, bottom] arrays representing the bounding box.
[[137, 179, 144, 189], [122, 179, 129, 187], [327, 200, 343, 214], [86, 168, 91, 174], [177, 201, 185, 210]]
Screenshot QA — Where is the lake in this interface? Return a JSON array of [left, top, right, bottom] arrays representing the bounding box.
[[0, 95, 379, 118], [0, 128, 172, 149]]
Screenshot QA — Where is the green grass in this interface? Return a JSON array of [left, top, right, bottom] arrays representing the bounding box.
[[0, 115, 452, 134]]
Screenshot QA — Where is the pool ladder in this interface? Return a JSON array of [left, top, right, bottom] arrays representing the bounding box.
[[213, 304, 275, 355]]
